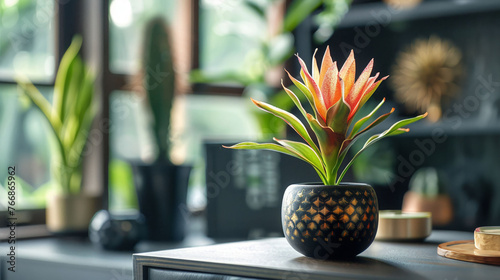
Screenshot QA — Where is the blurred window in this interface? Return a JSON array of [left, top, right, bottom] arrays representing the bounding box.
[[198, 0, 267, 77], [0, 0, 55, 218], [109, 0, 177, 74], [0, 0, 55, 82], [0, 85, 54, 212]]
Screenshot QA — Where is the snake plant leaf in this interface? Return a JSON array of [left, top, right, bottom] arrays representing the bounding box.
[[53, 35, 82, 123], [16, 78, 67, 170], [251, 98, 318, 153], [61, 55, 84, 148], [68, 105, 97, 166], [76, 70, 95, 126], [61, 68, 95, 153], [17, 79, 62, 134], [349, 98, 385, 138], [65, 55, 84, 119]]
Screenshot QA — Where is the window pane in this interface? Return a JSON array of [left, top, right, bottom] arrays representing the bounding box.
[[0, 0, 55, 82], [0, 84, 53, 210], [109, 92, 260, 210], [199, 0, 267, 76], [109, 90, 152, 211], [109, 0, 177, 74]]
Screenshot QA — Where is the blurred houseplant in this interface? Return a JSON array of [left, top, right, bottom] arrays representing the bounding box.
[[191, 0, 352, 137], [131, 17, 191, 241], [402, 167, 453, 226], [227, 48, 427, 258], [17, 36, 100, 233]]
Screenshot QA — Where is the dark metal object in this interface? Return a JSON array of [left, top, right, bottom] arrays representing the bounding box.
[[89, 210, 146, 251]]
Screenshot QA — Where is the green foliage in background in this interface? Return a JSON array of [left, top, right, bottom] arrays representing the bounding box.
[[190, 0, 352, 137], [141, 17, 176, 163], [108, 159, 138, 210], [0, 177, 50, 209], [17, 36, 96, 194], [409, 167, 448, 197]]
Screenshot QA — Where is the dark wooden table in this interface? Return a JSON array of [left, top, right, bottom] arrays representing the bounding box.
[[134, 230, 500, 280]]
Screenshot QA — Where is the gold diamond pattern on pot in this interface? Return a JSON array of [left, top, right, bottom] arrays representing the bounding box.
[[284, 187, 377, 243]]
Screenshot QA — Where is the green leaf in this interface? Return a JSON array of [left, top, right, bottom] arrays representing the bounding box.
[[251, 98, 319, 154], [336, 113, 427, 184], [337, 106, 396, 162], [285, 70, 316, 116], [306, 113, 345, 183], [349, 98, 385, 138], [282, 81, 308, 119], [17, 79, 68, 182], [350, 107, 395, 140], [65, 55, 84, 120], [273, 138, 325, 175], [225, 142, 302, 158], [54, 35, 82, 122], [380, 113, 428, 137], [67, 104, 97, 166], [224, 141, 327, 184], [66, 69, 95, 150], [17, 79, 62, 133], [283, 0, 322, 32]]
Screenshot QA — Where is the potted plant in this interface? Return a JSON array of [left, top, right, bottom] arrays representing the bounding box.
[[130, 18, 191, 241], [17, 36, 100, 233], [226, 47, 427, 259]]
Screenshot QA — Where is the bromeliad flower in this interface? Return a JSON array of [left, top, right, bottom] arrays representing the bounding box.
[[226, 47, 427, 185]]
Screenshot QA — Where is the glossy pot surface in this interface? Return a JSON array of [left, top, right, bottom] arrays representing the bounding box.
[[282, 183, 378, 259]]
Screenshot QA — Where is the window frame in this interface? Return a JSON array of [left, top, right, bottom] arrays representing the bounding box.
[[0, 0, 113, 234], [190, 0, 290, 96]]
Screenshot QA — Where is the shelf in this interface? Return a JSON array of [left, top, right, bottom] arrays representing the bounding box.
[[338, 0, 500, 28], [369, 116, 500, 138]]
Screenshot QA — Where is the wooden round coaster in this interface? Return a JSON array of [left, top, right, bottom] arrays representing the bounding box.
[[437, 240, 500, 265]]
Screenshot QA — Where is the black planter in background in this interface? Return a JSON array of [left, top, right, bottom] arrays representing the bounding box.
[[132, 161, 191, 241], [204, 141, 354, 239]]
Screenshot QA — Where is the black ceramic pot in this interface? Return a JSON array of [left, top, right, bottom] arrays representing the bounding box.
[[282, 183, 378, 259], [132, 160, 191, 241]]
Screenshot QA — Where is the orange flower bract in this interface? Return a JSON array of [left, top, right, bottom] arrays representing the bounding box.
[[299, 47, 388, 123]]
